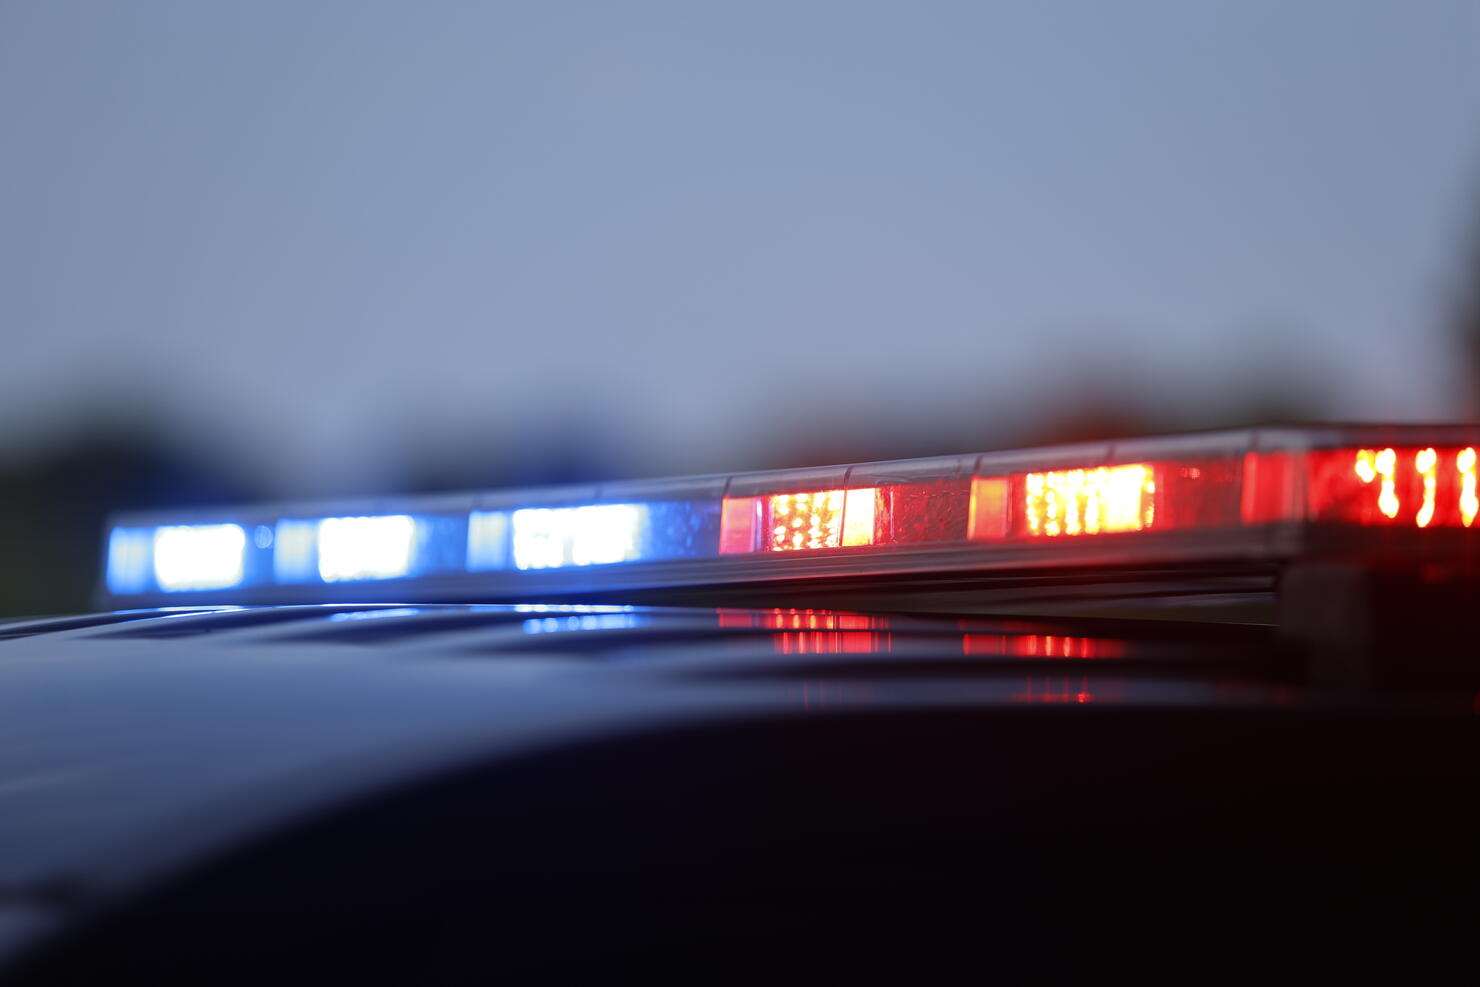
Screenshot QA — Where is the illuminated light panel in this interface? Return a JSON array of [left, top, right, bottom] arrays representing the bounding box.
[[976, 457, 1241, 538], [317, 515, 416, 582], [967, 477, 1009, 539], [1459, 448, 1478, 527], [1308, 446, 1480, 528], [1354, 449, 1400, 519], [511, 504, 645, 570], [153, 524, 247, 592], [1024, 465, 1154, 537], [761, 488, 877, 552], [718, 497, 759, 554], [1415, 448, 1438, 528]]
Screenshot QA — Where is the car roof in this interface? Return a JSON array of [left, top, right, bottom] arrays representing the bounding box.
[[4, 602, 1479, 976]]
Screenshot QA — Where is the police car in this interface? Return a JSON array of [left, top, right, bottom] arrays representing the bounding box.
[[2, 426, 1478, 981]]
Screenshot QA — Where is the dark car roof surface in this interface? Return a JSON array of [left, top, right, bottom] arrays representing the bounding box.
[[2, 603, 1477, 980]]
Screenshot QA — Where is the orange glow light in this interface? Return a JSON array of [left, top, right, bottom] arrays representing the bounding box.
[[1414, 448, 1438, 528], [1459, 448, 1478, 528], [766, 489, 876, 551], [1355, 448, 1400, 519], [1023, 464, 1154, 537]]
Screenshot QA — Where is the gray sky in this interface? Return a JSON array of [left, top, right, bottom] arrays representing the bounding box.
[[3, 1, 1480, 491]]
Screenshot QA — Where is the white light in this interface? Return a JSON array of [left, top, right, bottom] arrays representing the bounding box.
[[512, 509, 566, 570], [572, 504, 644, 566], [512, 504, 645, 570], [317, 515, 416, 582], [153, 524, 247, 592]]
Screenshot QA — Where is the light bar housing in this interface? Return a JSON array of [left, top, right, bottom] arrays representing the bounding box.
[[99, 426, 1480, 607]]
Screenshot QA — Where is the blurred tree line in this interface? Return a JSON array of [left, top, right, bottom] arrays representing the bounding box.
[[0, 431, 263, 618]]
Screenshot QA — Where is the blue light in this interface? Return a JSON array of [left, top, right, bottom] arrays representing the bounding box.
[[511, 504, 646, 570], [273, 519, 318, 584], [102, 486, 718, 602], [152, 524, 247, 592], [466, 510, 510, 572], [271, 514, 472, 584], [521, 613, 641, 634], [326, 607, 425, 622], [106, 527, 154, 594]]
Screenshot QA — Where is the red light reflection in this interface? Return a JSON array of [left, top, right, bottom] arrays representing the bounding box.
[[721, 612, 1130, 659], [1011, 676, 1098, 703], [774, 631, 890, 654], [964, 634, 1125, 659], [717, 608, 886, 632], [717, 609, 893, 655]]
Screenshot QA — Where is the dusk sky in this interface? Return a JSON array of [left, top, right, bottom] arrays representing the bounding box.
[[3, 1, 1479, 492]]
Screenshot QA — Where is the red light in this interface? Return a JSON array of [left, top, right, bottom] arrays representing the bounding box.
[[716, 609, 892, 653], [724, 438, 1480, 566], [1307, 446, 1480, 527], [1011, 676, 1098, 704], [718, 497, 760, 554], [716, 608, 886, 631], [963, 634, 1125, 658], [774, 631, 889, 654], [1239, 450, 1299, 523]]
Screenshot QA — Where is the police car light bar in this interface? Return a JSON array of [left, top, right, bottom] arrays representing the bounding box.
[[100, 425, 1480, 607]]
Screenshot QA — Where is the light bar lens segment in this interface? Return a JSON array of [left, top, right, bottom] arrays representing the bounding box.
[[467, 511, 511, 572], [1023, 465, 1154, 537], [765, 488, 876, 552], [153, 524, 247, 592], [317, 516, 416, 582], [971, 458, 1240, 539], [106, 527, 155, 594], [1306, 447, 1480, 528], [512, 504, 646, 570]]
